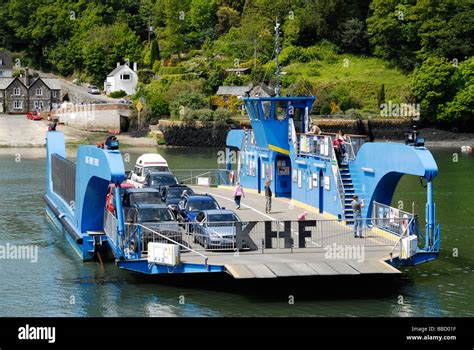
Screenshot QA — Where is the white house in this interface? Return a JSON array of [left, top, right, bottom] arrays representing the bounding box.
[[0, 51, 13, 78], [104, 62, 138, 96]]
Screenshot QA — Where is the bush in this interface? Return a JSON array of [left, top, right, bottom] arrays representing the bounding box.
[[213, 108, 233, 125], [169, 90, 208, 118], [195, 108, 214, 122], [109, 90, 127, 98]]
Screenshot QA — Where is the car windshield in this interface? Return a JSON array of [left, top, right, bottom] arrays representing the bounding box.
[[144, 166, 169, 175], [129, 192, 162, 205], [150, 174, 178, 187], [208, 214, 239, 222], [167, 187, 193, 199], [139, 208, 174, 222], [188, 199, 219, 212]]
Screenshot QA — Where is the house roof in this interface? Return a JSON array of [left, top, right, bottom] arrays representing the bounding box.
[[225, 68, 251, 73], [41, 78, 61, 90], [249, 83, 275, 97], [107, 64, 135, 77], [0, 78, 15, 89], [0, 51, 13, 70], [216, 85, 251, 96]]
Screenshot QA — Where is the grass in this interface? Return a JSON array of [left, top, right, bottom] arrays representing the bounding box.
[[282, 55, 410, 115]]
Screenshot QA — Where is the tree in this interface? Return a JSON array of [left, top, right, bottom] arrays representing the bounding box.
[[339, 18, 368, 54], [411, 57, 456, 124], [216, 6, 240, 35]]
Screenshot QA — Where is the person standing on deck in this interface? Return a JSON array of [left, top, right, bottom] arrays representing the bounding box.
[[351, 195, 365, 238], [264, 180, 272, 213], [233, 182, 245, 209]]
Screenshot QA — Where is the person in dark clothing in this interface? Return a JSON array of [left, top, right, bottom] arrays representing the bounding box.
[[264, 180, 272, 213], [351, 195, 365, 238]]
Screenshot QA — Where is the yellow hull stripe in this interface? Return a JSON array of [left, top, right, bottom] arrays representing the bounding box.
[[268, 144, 290, 155]]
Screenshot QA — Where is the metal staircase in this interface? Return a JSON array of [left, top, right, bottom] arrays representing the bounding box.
[[339, 163, 356, 225]]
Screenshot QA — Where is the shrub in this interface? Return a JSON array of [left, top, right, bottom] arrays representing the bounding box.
[[169, 90, 208, 118], [109, 90, 127, 98], [213, 108, 233, 126]]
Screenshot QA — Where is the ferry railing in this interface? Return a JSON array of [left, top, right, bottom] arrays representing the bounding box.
[[173, 169, 233, 187], [372, 201, 414, 237], [104, 210, 118, 246], [124, 221, 209, 265], [177, 218, 407, 253]]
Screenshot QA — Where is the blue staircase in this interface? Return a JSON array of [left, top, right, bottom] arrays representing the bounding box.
[[339, 164, 356, 225]]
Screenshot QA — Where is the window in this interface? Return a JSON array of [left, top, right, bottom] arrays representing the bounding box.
[[13, 88, 20, 96], [261, 101, 272, 119], [0, 91, 3, 98], [13, 101, 22, 109], [276, 101, 287, 121], [36, 88, 43, 96], [252, 101, 259, 119], [0, 59, 3, 65], [120, 74, 131, 81], [52, 91, 58, 98], [0, 71, 3, 77], [34, 101, 44, 109]]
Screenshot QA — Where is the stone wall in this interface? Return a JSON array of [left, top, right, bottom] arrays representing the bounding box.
[[51, 103, 131, 132]]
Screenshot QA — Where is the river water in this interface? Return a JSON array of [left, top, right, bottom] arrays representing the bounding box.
[[0, 146, 472, 317]]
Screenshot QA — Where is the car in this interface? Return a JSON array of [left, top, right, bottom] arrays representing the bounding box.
[[122, 188, 163, 210], [87, 85, 100, 94], [26, 111, 42, 120], [161, 185, 194, 214], [127, 154, 170, 187], [118, 99, 133, 105], [105, 182, 135, 214], [126, 203, 182, 250], [193, 209, 241, 249], [177, 193, 221, 225], [143, 171, 179, 190]]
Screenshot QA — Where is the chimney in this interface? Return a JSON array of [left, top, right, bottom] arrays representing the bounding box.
[[24, 67, 30, 87], [133, 62, 137, 72], [117, 62, 120, 67]]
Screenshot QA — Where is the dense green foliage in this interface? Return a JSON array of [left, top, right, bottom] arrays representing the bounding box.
[[0, 0, 472, 128]]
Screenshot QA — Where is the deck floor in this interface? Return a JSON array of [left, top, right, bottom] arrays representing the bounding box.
[[164, 186, 401, 278]]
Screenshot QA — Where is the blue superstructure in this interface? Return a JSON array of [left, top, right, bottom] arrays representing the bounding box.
[[225, 95, 440, 265]]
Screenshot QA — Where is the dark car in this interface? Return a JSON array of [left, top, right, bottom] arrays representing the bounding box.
[[127, 203, 182, 252], [122, 188, 163, 208], [161, 185, 195, 213], [177, 194, 221, 227], [193, 210, 241, 249], [143, 171, 179, 190]]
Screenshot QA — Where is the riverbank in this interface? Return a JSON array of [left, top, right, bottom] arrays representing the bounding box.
[[1, 114, 473, 148], [0, 114, 157, 148]]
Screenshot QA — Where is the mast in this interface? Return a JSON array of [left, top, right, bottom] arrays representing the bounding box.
[[274, 19, 282, 97]]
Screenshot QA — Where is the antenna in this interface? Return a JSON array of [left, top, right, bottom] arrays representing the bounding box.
[[274, 18, 282, 97]]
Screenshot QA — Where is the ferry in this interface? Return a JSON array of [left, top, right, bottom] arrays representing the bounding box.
[[43, 22, 440, 278]]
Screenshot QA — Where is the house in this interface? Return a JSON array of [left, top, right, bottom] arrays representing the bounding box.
[[0, 73, 62, 114], [104, 62, 138, 96], [224, 68, 251, 76], [212, 85, 251, 113], [0, 51, 13, 78]]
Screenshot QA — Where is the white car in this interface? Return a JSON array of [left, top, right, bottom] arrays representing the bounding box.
[[87, 85, 100, 94]]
